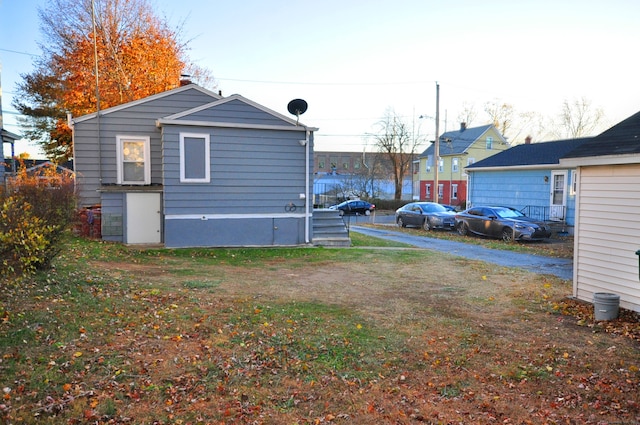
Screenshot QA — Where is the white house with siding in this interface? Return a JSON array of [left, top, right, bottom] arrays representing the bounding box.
[[72, 84, 317, 248], [560, 111, 640, 313]]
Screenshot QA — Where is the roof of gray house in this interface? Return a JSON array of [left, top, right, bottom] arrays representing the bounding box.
[[562, 110, 640, 158], [467, 138, 591, 169], [157, 94, 317, 131], [1, 127, 21, 143], [419, 123, 501, 157], [72, 84, 222, 124]]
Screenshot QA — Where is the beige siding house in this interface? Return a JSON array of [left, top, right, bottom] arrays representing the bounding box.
[[561, 111, 640, 313]]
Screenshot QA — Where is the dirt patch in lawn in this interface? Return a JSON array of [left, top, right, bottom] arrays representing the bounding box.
[[2, 245, 639, 424]]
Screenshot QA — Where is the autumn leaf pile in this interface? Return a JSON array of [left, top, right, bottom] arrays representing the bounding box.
[[1, 239, 638, 424]]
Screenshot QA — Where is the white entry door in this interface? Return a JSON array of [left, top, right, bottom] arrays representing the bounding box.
[[549, 171, 567, 221], [126, 193, 161, 244]]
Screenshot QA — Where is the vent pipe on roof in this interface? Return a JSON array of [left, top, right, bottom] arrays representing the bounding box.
[[460, 122, 466, 131], [525, 135, 532, 144]]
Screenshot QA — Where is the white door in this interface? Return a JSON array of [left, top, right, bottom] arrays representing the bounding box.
[[549, 171, 567, 221], [126, 193, 161, 244]]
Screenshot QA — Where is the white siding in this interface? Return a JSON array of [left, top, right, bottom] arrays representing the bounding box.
[[574, 164, 640, 312]]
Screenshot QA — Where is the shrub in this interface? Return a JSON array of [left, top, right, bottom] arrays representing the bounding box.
[[0, 197, 56, 277], [0, 161, 76, 277]]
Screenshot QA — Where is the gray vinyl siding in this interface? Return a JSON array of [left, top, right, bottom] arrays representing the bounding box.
[[73, 87, 218, 207], [161, 98, 314, 247], [100, 192, 125, 242], [162, 122, 313, 247], [163, 125, 309, 214], [183, 99, 288, 126]]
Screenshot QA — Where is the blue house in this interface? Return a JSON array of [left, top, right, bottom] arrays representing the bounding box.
[[465, 137, 590, 234], [72, 84, 317, 247]]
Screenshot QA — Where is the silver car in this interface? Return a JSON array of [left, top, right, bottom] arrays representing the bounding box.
[[395, 202, 456, 231]]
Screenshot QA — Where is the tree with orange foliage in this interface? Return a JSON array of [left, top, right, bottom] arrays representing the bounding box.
[[13, 0, 215, 162]]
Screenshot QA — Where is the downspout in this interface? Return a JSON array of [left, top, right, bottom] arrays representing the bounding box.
[[304, 130, 310, 243]]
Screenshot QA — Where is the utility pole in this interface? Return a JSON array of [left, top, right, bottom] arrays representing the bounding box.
[[433, 82, 440, 203]]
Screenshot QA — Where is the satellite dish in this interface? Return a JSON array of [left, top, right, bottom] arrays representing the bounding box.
[[287, 99, 308, 124]]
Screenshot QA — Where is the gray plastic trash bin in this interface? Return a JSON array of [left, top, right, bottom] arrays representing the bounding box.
[[593, 292, 620, 321]]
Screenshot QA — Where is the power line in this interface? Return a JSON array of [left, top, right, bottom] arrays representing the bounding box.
[[217, 77, 436, 87], [0, 47, 38, 57]]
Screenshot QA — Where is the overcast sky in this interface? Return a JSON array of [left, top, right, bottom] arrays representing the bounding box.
[[2, 0, 639, 158]]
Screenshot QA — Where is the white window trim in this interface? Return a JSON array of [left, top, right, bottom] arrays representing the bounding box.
[[452, 157, 459, 173], [116, 135, 150, 185], [570, 170, 577, 195], [486, 137, 493, 150], [180, 132, 211, 183]]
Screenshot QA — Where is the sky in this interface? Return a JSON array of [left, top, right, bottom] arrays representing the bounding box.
[[1, 0, 640, 159]]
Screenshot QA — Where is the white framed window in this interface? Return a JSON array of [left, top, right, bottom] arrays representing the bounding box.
[[438, 183, 444, 199], [467, 157, 475, 166], [117, 135, 150, 185], [570, 170, 577, 195], [452, 157, 459, 173], [452, 184, 459, 200], [438, 158, 444, 172], [426, 184, 431, 198], [180, 133, 210, 183], [486, 137, 493, 150]]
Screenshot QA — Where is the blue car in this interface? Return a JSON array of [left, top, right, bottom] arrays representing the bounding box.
[[329, 200, 376, 216]]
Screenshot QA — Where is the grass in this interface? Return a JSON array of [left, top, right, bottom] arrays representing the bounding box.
[[0, 234, 637, 424]]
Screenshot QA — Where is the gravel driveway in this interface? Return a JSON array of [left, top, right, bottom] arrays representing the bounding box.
[[350, 225, 574, 280]]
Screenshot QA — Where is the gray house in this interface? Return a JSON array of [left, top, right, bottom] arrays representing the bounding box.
[[1, 128, 21, 185], [72, 84, 316, 247]]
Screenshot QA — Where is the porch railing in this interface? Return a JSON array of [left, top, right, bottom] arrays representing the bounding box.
[[521, 205, 566, 222]]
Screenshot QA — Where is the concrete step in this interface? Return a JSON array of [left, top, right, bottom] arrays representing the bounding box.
[[312, 209, 351, 247]]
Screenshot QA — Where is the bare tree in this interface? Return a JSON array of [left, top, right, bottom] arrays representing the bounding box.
[[550, 97, 605, 139], [484, 100, 514, 139], [372, 109, 421, 200], [457, 102, 478, 127]]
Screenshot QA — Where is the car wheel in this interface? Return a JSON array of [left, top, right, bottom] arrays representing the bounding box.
[[365, 209, 371, 216], [502, 227, 514, 242], [457, 222, 468, 236], [397, 217, 406, 228], [423, 219, 431, 231]]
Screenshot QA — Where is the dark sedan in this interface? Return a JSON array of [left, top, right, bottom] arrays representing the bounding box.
[[395, 202, 456, 231], [455, 206, 551, 242], [329, 200, 375, 216]]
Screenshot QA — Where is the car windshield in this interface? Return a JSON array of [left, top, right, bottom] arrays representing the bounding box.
[[420, 204, 447, 213], [494, 208, 525, 218]]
